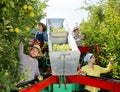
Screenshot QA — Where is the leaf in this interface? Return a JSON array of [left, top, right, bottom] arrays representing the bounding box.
[[0, 71, 5, 78], [9, 0, 15, 8]]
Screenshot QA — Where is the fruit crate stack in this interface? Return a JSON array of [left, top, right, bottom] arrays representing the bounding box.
[[47, 18, 80, 75]]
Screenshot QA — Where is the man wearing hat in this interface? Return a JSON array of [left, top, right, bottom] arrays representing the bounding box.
[[77, 53, 113, 92], [18, 42, 43, 82]]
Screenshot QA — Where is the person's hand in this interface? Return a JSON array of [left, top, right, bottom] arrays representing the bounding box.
[[109, 57, 115, 64], [19, 41, 23, 46], [80, 35, 85, 40], [77, 68, 82, 75]]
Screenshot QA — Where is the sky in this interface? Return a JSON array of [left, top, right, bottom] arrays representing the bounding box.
[[41, 0, 100, 31]]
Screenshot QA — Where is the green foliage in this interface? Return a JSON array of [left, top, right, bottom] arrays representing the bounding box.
[[80, 0, 120, 79], [0, 0, 48, 91]]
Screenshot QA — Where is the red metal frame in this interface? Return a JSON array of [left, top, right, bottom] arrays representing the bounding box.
[[20, 76, 58, 92], [20, 75, 120, 92], [66, 75, 120, 92], [78, 44, 101, 64], [20, 43, 119, 92]]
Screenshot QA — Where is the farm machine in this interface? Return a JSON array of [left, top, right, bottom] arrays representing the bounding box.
[[18, 18, 120, 92]]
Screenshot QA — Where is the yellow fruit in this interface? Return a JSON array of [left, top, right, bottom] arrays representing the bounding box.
[[24, 37, 28, 41], [9, 28, 14, 32], [14, 28, 19, 33], [27, 5, 32, 10], [82, 43, 86, 46], [29, 12, 35, 17], [38, 76, 43, 81], [110, 57, 115, 61], [51, 27, 66, 32], [23, 5, 27, 10], [52, 44, 71, 51], [18, 87, 23, 90], [27, 83, 32, 86], [2, 7, 7, 12], [26, 27, 30, 31]]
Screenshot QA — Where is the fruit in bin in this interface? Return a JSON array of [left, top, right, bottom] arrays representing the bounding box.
[[52, 44, 58, 51], [52, 44, 71, 51], [63, 44, 71, 51], [51, 27, 66, 32]]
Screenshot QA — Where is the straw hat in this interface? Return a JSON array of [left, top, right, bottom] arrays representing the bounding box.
[[33, 44, 43, 56]]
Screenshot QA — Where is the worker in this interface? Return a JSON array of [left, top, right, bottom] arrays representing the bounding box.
[[77, 53, 114, 92], [34, 22, 48, 43], [73, 27, 85, 67], [18, 42, 43, 82], [73, 27, 85, 46]]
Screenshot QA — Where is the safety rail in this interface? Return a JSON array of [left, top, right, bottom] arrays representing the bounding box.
[[20, 75, 120, 92]]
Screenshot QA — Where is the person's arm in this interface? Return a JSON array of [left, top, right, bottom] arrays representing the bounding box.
[[35, 61, 40, 77], [98, 62, 112, 74], [18, 42, 24, 59], [77, 65, 87, 75], [74, 35, 84, 42], [79, 35, 85, 40], [75, 38, 81, 41], [33, 31, 38, 39], [35, 67, 40, 77]]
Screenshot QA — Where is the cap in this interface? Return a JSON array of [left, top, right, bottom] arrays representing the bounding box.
[[84, 53, 93, 63], [73, 27, 79, 32]]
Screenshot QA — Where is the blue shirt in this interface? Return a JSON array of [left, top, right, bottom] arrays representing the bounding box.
[[34, 31, 48, 42]]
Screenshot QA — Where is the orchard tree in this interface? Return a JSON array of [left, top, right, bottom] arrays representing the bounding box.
[[80, 0, 120, 79], [0, 0, 48, 91]]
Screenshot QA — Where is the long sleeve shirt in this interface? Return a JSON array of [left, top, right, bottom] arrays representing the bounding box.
[[18, 42, 40, 82], [81, 63, 112, 92], [74, 35, 85, 46]]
